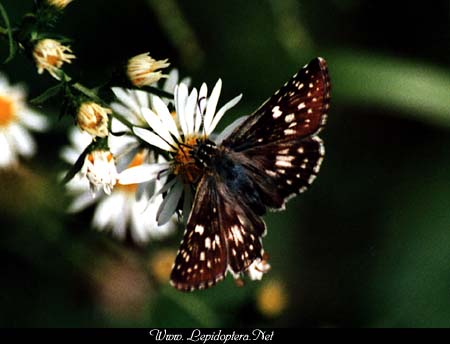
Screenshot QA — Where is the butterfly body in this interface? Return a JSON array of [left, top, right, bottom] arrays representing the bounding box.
[[191, 142, 268, 217], [170, 57, 330, 291]]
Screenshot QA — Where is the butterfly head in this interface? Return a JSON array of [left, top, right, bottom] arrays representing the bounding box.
[[190, 138, 219, 169]]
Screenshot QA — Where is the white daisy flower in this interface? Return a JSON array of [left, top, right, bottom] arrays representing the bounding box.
[[62, 128, 176, 244], [246, 258, 271, 281], [110, 68, 190, 130], [119, 79, 242, 225], [0, 74, 49, 168]]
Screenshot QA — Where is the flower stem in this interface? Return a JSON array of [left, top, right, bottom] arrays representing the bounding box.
[[111, 112, 134, 131], [0, 2, 16, 63]]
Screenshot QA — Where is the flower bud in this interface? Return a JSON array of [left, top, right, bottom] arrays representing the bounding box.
[[127, 53, 170, 87], [77, 102, 111, 138], [46, 0, 73, 10], [81, 149, 118, 195], [33, 39, 75, 80]]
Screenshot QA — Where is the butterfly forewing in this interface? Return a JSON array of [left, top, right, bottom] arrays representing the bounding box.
[[170, 176, 228, 291], [222, 57, 330, 151]]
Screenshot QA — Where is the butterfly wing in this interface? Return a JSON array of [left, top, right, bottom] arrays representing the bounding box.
[[170, 174, 265, 291], [222, 57, 330, 150], [222, 57, 330, 209]]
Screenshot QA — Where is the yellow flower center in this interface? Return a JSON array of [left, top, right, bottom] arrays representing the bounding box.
[[46, 54, 60, 67], [172, 136, 204, 184], [0, 95, 16, 127], [116, 151, 146, 193]]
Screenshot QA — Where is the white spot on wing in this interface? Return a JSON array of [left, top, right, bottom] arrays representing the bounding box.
[[195, 225, 204, 235], [285, 114, 295, 123], [272, 105, 283, 119]]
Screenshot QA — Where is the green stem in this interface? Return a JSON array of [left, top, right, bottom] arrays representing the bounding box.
[[0, 2, 15, 63], [144, 85, 174, 100], [111, 112, 135, 131]]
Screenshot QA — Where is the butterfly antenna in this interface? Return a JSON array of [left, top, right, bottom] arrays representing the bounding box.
[[197, 96, 207, 139]]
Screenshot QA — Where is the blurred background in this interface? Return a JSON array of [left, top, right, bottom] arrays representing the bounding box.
[[1, 0, 450, 327]]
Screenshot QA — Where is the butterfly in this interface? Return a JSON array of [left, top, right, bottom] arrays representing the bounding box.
[[170, 57, 331, 291]]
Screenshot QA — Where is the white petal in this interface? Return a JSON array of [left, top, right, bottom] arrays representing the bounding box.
[[180, 77, 192, 88], [92, 193, 125, 231], [150, 176, 176, 201], [67, 191, 99, 213], [60, 146, 80, 164], [140, 107, 175, 146], [111, 88, 140, 114], [157, 181, 183, 225], [195, 83, 208, 133], [185, 88, 198, 136], [118, 163, 169, 185], [207, 93, 242, 135], [111, 199, 129, 239], [68, 128, 92, 151], [20, 110, 49, 131], [163, 69, 179, 94], [176, 83, 189, 137], [110, 102, 138, 124], [8, 124, 35, 157], [215, 115, 249, 144], [110, 116, 129, 133], [203, 79, 222, 135], [133, 127, 174, 152], [152, 96, 181, 140], [134, 89, 149, 109], [0, 132, 15, 167]]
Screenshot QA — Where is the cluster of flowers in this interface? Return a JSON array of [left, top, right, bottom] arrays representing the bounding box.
[[1, 0, 270, 282]]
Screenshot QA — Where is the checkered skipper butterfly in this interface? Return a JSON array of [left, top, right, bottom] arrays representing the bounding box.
[[170, 57, 331, 291]]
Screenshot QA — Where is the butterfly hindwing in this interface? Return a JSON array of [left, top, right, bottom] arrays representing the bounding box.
[[215, 181, 265, 275], [170, 174, 266, 291], [233, 136, 325, 209], [222, 57, 330, 151]]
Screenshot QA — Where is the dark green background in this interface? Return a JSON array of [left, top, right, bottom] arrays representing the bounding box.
[[1, 0, 450, 327]]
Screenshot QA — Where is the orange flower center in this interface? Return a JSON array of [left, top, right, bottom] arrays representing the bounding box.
[[116, 151, 146, 194], [0, 96, 16, 127], [172, 136, 203, 184], [46, 55, 60, 67]]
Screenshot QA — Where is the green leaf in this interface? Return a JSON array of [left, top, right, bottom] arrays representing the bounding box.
[[30, 83, 63, 105], [330, 50, 450, 128], [61, 137, 109, 184], [72, 82, 103, 104], [0, 2, 16, 64], [61, 144, 90, 185]]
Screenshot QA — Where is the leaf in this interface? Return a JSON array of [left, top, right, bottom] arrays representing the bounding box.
[[0, 2, 16, 64], [61, 144, 90, 185], [30, 83, 63, 105], [330, 50, 450, 128]]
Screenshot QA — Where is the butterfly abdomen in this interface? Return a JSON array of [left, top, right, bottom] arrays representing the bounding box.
[[216, 155, 266, 216]]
